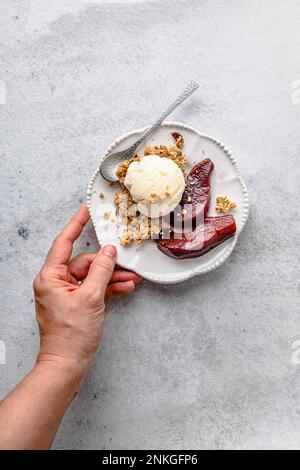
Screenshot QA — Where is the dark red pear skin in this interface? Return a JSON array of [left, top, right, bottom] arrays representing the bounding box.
[[157, 215, 236, 259], [166, 158, 214, 232], [181, 158, 214, 219]]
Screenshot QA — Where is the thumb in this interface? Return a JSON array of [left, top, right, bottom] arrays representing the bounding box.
[[80, 245, 117, 303]]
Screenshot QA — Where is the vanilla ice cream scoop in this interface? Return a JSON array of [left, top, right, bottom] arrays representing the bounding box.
[[124, 155, 185, 218]]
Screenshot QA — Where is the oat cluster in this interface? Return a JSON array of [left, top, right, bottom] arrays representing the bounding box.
[[215, 196, 237, 213]]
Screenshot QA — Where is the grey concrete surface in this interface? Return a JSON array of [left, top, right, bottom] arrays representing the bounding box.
[[0, 0, 300, 450]]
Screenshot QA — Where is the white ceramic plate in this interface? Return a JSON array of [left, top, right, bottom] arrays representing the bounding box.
[[87, 122, 249, 284]]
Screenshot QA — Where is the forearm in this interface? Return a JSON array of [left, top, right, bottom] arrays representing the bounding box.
[[0, 208, 137, 449], [0, 359, 85, 450]]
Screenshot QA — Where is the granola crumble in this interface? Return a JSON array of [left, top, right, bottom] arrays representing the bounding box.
[[215, 196, 237, 213], [171, 131, 184, 149], [144, 145, 186, 173]]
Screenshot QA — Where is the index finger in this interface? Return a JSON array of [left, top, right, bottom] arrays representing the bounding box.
[[45, 205, 90, 266]]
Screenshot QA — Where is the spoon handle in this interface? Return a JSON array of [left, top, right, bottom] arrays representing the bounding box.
[[123, 81, 199, 159]]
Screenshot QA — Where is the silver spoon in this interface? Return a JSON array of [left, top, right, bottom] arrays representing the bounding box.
[[100, 81, 199, 182]]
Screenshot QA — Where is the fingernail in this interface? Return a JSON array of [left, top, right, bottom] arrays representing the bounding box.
[[103, 244, 116, 258]]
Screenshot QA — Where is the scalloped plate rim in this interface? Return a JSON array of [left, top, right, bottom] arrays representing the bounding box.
[[86, 122, 250, 284]]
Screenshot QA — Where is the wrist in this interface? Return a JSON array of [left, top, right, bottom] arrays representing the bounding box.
[[36, 352, 91, 387], [37, 333, 95, 382]]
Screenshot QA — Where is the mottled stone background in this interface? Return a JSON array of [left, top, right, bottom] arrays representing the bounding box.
[[0, 0, 299, 450]]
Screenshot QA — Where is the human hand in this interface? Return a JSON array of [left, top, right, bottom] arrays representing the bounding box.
[[33, 205, 141, 380]]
